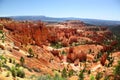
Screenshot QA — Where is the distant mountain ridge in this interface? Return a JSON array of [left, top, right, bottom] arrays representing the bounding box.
[[6, 16, 120, 26]]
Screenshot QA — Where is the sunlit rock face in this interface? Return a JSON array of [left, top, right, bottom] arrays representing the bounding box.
[[2, 20, 82, 47], [3, 21, 49, 46], [67, 47, 87, 63], [1, 19, 112, 48], [100, 53, 108, 66]]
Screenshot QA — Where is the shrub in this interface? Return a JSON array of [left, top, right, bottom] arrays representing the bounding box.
[[88, 70, 91, 74], [68, 69, 74, 77], [0, 55, 7, 63], [107, 57, 114, 67], [79, 63, 87, 80], [88, 49, 92, 54], [10, 66, 25, 78], [29, 75, 37, 79], [71, 42, 80, 46], [37, 74, 52, 80], [20, 56, 25, 66], [3, 64, 11, 70], [53, 73, 65, 80], [61, 68, 67, 78], [0, 55, 7, 70], [27, 48, 34, 58], [104, 76, 110, 80], [9, 58, 12, 63], [37, 74, 66, 80], [0, 61, 3, 70], [12, 59, 16, 64], [95, 72, 103, 80], [0, 30, 3, 34], [79, 68, 85, 80], [10, 66, 17, 77], [0, 30, 5, 43], [79, 70, 84, 80], [90, 74, 95, 80], [15, 63, 20, 68], [114, 61, 120, 79], [17, 68, 25, 78], [61, 50, 67, 55], [51, 42, 63, 49], [96, 51, 103, 59]]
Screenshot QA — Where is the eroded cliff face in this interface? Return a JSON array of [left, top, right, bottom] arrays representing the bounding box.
[[0, 19, 112, 63], [2, 21, 49, 46], [1, 21, 81, 47], [1, 18, 120, 80], [1, 19, 112, 48]]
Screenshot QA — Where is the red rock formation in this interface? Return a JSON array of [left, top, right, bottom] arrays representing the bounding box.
[[77, 51, 87, 62], [51, 50, 59, 57], [67, 47, 87, 63], [69, 36, 78, 44], [3, 21, 49, 46], [100, 53, 108, 66], [69, 47, 74, 53], [67, 53, 77, 63], [101, 45, 112, 52], [110, 40, 118, 46], [61, 38, 69, 47]]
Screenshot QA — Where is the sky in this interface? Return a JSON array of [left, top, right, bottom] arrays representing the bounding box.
[[0, 0, 120, 20]]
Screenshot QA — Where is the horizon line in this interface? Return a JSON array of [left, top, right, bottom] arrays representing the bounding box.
[[0, 15, 120, 21]]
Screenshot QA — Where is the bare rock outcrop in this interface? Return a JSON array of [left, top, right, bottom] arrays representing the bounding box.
[[67, 47, 87, 63], [3, 21, 49, 46]]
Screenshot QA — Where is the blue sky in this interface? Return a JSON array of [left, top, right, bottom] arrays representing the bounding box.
[[0, 0, 120, 20]]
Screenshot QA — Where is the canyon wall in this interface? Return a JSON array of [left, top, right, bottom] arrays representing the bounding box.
[[2, 21, 49, 46]]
